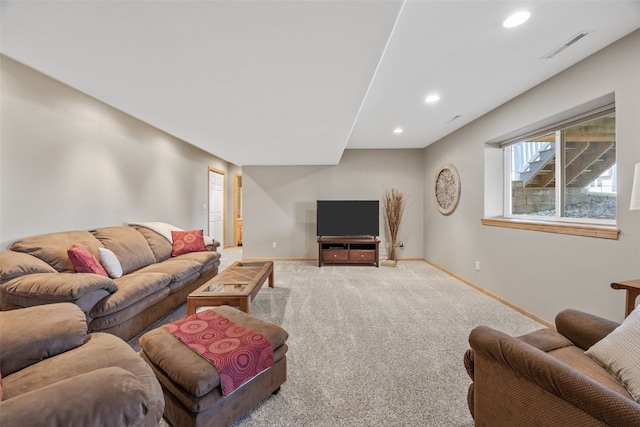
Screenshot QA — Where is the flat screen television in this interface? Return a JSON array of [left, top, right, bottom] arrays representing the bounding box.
[[316, 200, 379, 237]]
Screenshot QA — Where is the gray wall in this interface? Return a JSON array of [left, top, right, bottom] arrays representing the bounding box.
[[423, 30, 640, 324], [0, 56, 237, 249], [242, 149, 424, 260]]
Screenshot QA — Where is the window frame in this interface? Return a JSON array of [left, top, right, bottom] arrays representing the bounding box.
[[482, 96, 620, 240]]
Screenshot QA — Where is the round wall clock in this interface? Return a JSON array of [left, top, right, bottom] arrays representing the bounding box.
[[434, 164, 461, 215]]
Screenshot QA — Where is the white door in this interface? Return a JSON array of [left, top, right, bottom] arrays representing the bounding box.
[[208, 170, 224, 247]]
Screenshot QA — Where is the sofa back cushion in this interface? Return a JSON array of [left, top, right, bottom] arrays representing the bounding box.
[[91, 227, 156, 274], [0, 303, 87, 375], [10, 231, 103, 273], [0, 251, 58, 283], [131, 226, 173, 262]]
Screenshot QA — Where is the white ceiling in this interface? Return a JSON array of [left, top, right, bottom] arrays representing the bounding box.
[[2, 1, 639, 166]]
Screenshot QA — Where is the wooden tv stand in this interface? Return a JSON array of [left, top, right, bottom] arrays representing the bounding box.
[[317, 236, 380, 267]]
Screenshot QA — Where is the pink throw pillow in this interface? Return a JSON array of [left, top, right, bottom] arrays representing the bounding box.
[[171, 230, 206, 256], [67, 244, 108, 277]]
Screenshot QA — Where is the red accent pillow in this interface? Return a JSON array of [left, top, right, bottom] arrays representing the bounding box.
[[67, 244, 108, 277], [171, 230, 206, 256]]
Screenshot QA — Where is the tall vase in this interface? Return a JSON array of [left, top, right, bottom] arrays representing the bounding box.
[[389, 241, 397, 261]]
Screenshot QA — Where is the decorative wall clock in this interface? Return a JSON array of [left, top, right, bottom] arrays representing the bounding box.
[[434, 164, 461, 215]]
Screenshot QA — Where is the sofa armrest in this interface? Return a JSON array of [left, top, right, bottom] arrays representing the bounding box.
[[0, 303, 87, 375], [469, 325, 640, 426], [0, 367, 156, 427], [0, 272, 116, 303], [555, 309, 620, 350]]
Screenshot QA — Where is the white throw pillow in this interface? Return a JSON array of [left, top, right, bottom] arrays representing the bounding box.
[[586, 306, 640, 402], [98, 247, 123, 279]]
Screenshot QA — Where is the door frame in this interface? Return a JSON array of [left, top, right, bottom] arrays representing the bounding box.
[[233, 173, 242, 246], [208, 167, 226, 248]]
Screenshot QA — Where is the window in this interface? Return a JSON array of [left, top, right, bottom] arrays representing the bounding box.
[[504, 110, 616, 224], [482, 96, 620, 239]]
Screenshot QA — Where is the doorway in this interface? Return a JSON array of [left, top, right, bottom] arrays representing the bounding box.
[[208, 168, 225, 247], [234, 174, 243, 246]]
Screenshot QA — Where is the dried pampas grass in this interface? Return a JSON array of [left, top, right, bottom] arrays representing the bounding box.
[[383, 188, 406, 261]]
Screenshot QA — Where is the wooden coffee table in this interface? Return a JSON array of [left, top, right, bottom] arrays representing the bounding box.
[[187, 261, 274, 315]]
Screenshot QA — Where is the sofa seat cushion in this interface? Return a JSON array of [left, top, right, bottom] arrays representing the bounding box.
[[174, 250, 221, 271], [1, 332, 164, 419], [90, 272, 171, 317], [89, 289, 170, 331], [166, 274, 202, 294], [10, 230, 103, 273], [548, 346, 632, 399], [0, 367, 155, 427], [136, 259, 202, 283], [91, 227, 156, 275], [0, 251, 57, 283], [0, 273, 117, 302], [518, 328, 574, 352], [0, 303, 87, 376]]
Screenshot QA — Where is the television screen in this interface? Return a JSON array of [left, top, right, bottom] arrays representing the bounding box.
[[316, 200, 379, 237]]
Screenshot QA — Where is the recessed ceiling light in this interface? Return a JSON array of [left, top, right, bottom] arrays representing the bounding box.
[[425, 94, 440, 104], [503, 11, 530, 28], [393, 128, 404, 134]]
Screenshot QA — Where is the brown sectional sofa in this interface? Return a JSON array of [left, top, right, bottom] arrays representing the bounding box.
[[0, 224, 221, 341], [0, 302, 164, 426], [464, 309, 640, 426]]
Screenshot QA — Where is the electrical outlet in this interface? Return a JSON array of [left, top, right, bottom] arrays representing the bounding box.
[[398, 241, 404, 248], [475, 261, 480, 271], [272, 241, 277, 248]]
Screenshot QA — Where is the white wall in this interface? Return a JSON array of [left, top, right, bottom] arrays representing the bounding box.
[[0, 55, 236, 249], [423, 30, 640, 324], [242, 149, 424, 260]]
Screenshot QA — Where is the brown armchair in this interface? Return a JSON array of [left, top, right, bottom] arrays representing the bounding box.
[[464, 309, 640, 426]]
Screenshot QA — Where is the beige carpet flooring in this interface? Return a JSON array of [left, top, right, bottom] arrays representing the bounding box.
[[133, 248, 544, 426]]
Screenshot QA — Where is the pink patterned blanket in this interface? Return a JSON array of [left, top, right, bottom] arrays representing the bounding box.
[[163, 309, 274, 396]]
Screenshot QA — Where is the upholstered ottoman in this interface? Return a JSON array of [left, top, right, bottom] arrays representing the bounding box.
[[139, 306, 288, 427]]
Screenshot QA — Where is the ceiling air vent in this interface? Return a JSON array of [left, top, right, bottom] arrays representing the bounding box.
[[446, 114, 461, 124], [542, 31, 592, 59]]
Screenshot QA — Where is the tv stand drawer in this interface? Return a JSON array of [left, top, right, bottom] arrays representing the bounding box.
[[323, 250, 349, 261], [349, 250, 375, 262]]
